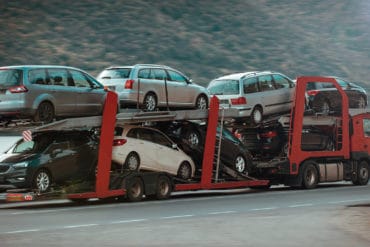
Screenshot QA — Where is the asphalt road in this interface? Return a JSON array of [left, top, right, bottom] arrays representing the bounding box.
[[0, 183, 369, 247]]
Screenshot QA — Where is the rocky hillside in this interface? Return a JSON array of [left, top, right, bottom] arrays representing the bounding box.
[[1, 0, 370, 89]]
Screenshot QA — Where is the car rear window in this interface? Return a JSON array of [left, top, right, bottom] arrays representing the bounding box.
[[208, 80, 240, 95], [0, 69, 23, 87], [99, 68, 131, 79]]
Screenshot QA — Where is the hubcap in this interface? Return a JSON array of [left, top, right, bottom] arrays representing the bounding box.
[[197, 97, 207, 109], [235, 156, 246, 173], [305, 169, 315, 185], [127, 156, 139, 170], [36, 172, 50, 192], [158, 180, 169, 195], [187, 132, 199, 147], [131, 182, 142, 197], [145, 95, 156, 111], [359, 167, 369, 180], [253, 109, 262, 123]]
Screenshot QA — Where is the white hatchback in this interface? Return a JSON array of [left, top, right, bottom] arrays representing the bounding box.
[[111, 125, 196, 180]]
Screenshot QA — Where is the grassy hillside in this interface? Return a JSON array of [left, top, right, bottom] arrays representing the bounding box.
[[1, 0, 370, 89]]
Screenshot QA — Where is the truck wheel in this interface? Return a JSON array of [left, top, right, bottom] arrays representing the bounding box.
[[356, 161, 369, 185], [32, 169, 52, 193], [302, 163, 319, 189], [155, 175, 172, 200], [126, 176, 144, 202], [177, 161, 192, 180]]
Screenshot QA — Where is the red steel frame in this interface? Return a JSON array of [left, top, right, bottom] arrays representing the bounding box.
[[68, 93, 268, 200], [288, 76, 350, 175]]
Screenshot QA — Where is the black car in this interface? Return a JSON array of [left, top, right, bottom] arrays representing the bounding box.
[[306, 77, 367, 114], [157, 121, 253, 175], [237, 124, 334, 158], [0, 130, 98, 192]]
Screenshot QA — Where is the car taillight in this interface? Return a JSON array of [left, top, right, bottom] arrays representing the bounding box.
[[260, 131, 277, 138], [9, 85, 28, 93], [113, 139, 127, 146], [124, 79, 134, 89], [230, 97, 247, 105], [306, 90, 319, 96]]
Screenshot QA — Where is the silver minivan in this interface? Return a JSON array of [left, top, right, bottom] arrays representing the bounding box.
[[97, 64, 209, 111], [207, 71, 295, 124], [0, 65, 107, 123]]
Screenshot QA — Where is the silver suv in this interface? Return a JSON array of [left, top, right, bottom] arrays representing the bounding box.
[[97, 64, 209, 111], [207, 71, 295, 124], [0, 65, 107, 123]]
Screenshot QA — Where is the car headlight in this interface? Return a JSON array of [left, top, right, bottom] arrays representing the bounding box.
[[12, 162, 29, 169]]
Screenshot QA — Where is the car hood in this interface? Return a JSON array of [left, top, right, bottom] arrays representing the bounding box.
[[0, 153, 38, 163]]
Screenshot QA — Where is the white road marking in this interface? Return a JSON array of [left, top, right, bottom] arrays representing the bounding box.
[[63, 224, 98, 229], [288, 203, 313, 208], [112, 219, 147, 224], [250, 207, 278, 211], [6, 229, 40, 234], [329, 199, 367, 204], [208, 211, 236, 215], [161, 214, 194, 219]]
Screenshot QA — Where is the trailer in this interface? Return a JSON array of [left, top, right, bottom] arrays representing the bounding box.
[[1, 76, 369, 203]]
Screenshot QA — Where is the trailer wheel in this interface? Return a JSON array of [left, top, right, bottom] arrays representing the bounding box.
[[302, 163, 319, 189], [126, 176, 144, 202], [356, 161, 369, 186], [155, 175, 172, 200], [32, 169, 52, 193]]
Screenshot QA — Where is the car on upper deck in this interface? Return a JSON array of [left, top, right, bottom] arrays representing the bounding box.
[[97, 64, 209, 111]]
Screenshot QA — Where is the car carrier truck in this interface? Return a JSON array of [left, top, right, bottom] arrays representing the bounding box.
[[0, 76, 369, 203]]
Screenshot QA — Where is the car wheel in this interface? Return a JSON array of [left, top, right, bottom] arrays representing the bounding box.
[[184, 128, 202, 148], [251, 106, 263, 125], [280, 142, 289, 156], [195, 94, 208, 110], [234, 155, 247, 174], [124, 152, 140, 171], [34, 101, 54, 123], [313, 98, 330, 115], [177, 161, 192, 180], [358, 96, 367, 108], [155, 175, 172, 200], [354, 161, 369, 186], [301, 163, 319, 189], [32, 169, 52, 193], [143, 93, 157, 111], [126, 176, 144, 202]]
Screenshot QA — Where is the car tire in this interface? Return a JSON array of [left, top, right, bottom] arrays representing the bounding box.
[[34, 101, 54, 124], [143, 93, 157, 111], [234, 154, 247, 174], [155, 175, 172, 200], [177, 161, 192, 180], [195, 94, 208, 110], [126, 176, 144, 202], [124, 152, 140, 171], [301, 163, 319, 189], [313, 97, 330, 115], [184, 128, 202, 148], [251, 106, 263, 125], [355, 161, 369, 186], [32, 169, 52, 193], [358, 96, 367, 108]]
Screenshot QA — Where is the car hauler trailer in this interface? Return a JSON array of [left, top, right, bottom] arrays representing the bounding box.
[[1, 76, 369, 203], [252, 76, 369, 189]]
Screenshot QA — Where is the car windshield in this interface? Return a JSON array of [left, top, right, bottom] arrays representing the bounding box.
[[0, 69, 23, 88], [208, 79, 240, 95], [99, 68, 131, 79]]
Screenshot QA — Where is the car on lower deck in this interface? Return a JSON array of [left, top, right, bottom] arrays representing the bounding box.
[[111, 124, 196, 180], [0, 130, 98, 193]]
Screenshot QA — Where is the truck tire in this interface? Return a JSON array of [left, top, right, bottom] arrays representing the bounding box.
[[356, 161, 369, 186], [155, 175, 172, 200], [302, 163, 319, 189], [126, 176, 144, 202]]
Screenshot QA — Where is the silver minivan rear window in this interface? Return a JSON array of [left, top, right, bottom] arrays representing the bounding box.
[[208, 80, 239, 95], [0, 69, 23, 87]]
